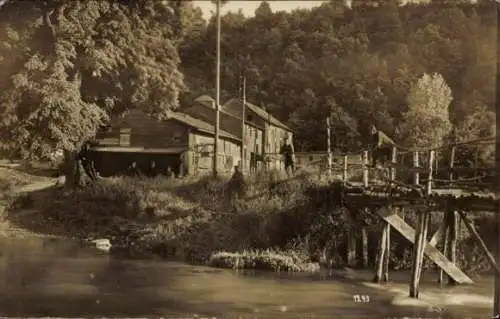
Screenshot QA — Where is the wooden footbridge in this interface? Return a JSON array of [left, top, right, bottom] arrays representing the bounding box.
[[321, 137, 498, 298]]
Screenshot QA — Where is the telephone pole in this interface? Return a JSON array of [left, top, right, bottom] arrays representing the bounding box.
[[213, 0, 221, 178], [326, 117, 332, 176], [241, 76, 246, 171], [494, 1, 500, 316]]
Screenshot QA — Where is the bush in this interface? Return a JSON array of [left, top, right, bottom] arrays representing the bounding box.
[[7, 170, 497, 274]]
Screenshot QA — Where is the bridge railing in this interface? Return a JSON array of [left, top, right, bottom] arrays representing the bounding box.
[[323, 135, 496, 191]]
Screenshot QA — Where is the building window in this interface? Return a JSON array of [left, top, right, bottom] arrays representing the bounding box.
[[119, 128, 131, 146], [173, 132, 181, 143], [247, 114, 253, 122]]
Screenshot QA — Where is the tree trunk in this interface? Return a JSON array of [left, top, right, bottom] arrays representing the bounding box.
[[63, 150, 79, 188]]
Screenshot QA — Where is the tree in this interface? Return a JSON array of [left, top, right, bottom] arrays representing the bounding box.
[[453, 104, 495, 166], [398, 73, 453, 148], [0, 0, 185, 186]]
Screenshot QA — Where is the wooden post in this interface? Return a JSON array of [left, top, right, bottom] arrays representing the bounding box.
[[438, 211, 449, 285], [426, 151, 434, 196], [347, 227, 357, 267], [343, 155, 348, 183], [446, 208, 458, 285], [438, 149, 454, 285], [409, 150, 434, 298], [373, 223, 387, 283], [362, 227, 368, 267], [382, 146, 397, 282], [390, 146, 397, 181], [413, 152, 420, 185], [241, 76, 246, 172], [363, 150, 369, 187], [495, 12, 500, 316], [383, 222, 391, 282], [213, 0, 221, 178], [326, 117, 332, 176], [449, 146, 455, 181]]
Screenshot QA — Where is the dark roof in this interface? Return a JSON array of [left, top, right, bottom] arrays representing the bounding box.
[[166, 111, 240, 141], [193, 95, 216, 108], [222, 98, 292, 132], [92, 146, 188, 154]]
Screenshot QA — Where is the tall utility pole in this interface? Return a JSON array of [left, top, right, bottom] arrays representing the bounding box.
[[213, 0, 221, 177], [241, 76, 246, 171], [326, 117, 332, 176], [494, 2, 500, 316]]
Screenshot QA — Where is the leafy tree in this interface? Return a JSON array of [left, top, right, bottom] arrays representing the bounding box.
[[453, 104, 495, 166], [0, 0, 185, 185], [398, 73, 453, 149]]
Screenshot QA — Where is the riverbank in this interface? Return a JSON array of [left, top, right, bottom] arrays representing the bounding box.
[[2, 167, 498, 275], [4, 170, 333, 271]]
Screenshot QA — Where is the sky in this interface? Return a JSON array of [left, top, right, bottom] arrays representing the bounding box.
[[192, 1, 326, 21]]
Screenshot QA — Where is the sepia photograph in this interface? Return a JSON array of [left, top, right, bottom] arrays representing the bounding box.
[[0, 0, 498, 318]]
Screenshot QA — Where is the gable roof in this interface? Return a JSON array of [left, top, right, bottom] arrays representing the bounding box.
[[222, 98, 292, 132], [193, 95, 216, 109], [166, 111, 240, 142]]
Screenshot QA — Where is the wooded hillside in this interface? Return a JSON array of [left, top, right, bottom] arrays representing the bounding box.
[[0, 0, 496, 166]]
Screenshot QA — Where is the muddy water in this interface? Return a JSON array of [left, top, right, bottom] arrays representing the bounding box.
[[0, 237, 492, 318]]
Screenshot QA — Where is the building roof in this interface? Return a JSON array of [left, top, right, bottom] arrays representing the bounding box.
[[222, 98, 292, 132], [92, 146, 188, 154], [193, 95, 216, 109], [166, 111, 240, 142]]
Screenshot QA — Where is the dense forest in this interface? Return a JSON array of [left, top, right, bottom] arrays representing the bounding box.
[[0, 0, 496, 165]]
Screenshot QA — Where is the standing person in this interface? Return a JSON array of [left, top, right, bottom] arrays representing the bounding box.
[[147, 160, 158, 178], [77, 141, 97, 181], [228, 165, 246, 199], [369, 125, 396, 168], [127, 161, 142, 178], [280, 136, 295, 175]]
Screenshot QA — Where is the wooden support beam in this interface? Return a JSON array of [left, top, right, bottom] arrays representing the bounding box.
[[446, 209, 458, 285], [362, 151, 369, 187], [375, 206, 472, 284], [326, 117, 332, 176], [373, 221, 387, 283], [381, 147, 397, 282], [410, 150, 435, 298], [458, 210, 500, 277], [383, 222, 390, 282], [429, 222, 446, 247], [343, 155, 348, 183], [347, 228, 357, 267], [413, 151, 420, 185], [438, 217, 449, 285], [416, 211, 431, 287], [410, 210, 426, 298], [362, 227, 368, 267]]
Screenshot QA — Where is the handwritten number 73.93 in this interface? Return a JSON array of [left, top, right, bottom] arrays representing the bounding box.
[[353, 294, 370, 303]]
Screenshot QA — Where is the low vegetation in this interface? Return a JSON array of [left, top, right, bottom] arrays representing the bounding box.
[[2, 168, 497, 274]]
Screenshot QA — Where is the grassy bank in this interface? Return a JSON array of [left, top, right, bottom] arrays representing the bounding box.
[[3, 168, 498, 274]]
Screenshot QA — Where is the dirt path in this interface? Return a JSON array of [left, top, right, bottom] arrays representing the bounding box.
[[0, 176, 61, 238]]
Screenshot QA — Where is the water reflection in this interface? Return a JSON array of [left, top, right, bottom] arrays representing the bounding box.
[[0, 237, 486, 318]]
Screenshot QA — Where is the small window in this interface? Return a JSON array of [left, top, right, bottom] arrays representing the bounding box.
[[309, 156, 313, 162], [173, 132, 181, 143], [119, 128, 131, 146], [247, 114, 253, 122]]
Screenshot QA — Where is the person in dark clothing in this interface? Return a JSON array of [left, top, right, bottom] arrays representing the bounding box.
[[77, 142, 98, 181], [147, 160, 158, 178], [280, 137, 295, 175], [127, 161, 142, 178], [369, 125, 396, 168], [228, 165, 246, 199]]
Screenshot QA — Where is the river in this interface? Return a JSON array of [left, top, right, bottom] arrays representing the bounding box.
[[0, 237, 494, 318]]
